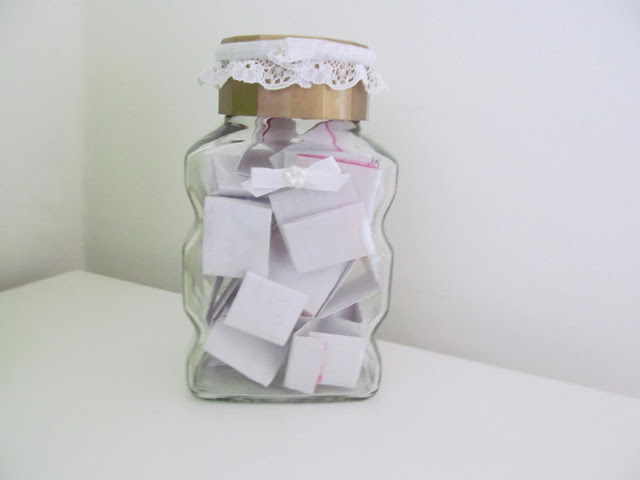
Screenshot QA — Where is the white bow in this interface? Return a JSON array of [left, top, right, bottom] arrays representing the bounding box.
[[243, 156, 350, 197]]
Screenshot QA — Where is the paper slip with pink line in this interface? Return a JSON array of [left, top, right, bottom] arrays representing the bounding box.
[[283, 316, 365, 393], [283, 335, 327, 394], [309, 332, 366, 388]]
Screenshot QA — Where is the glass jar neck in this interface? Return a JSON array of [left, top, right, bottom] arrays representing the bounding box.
[[223, 115, 360, 127], [222, 116, 361, 142]]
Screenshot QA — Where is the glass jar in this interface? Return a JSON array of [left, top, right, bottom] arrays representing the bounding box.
[[183, 36, 396, 402]]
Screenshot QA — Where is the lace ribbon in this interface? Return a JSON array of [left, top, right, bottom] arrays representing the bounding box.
[[199, 38, 387, 94]]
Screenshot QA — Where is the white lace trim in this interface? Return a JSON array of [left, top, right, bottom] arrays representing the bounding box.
[[199, 38, 387, 94]]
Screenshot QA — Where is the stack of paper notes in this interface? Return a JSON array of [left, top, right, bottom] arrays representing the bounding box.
[[201, 121, 385, 393]]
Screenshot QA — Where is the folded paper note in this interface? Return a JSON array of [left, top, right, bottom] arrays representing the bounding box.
[[202, 197, 272, 278], [309, 332, 366, 388], [281, 202, 375, 272], [268, 171, 359, 225], [284, 315, 366, 392], [332, 303, 364, 324], [336, 161, 381, 221], [283, 335, 327, 394], [223, 271, 308, 346], [204, 316, 289, 387], [269, 228, 347, 316], [317, 257, 379, 318], [284, 152, 382, 221]]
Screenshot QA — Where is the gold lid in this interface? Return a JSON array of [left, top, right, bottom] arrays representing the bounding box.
[[218, 35, 369, 121]]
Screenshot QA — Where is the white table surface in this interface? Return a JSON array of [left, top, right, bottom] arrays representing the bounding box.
[[1, 271, 639, 480]]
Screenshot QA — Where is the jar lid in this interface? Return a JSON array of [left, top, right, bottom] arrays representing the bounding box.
[[199, 35, 386, 121]]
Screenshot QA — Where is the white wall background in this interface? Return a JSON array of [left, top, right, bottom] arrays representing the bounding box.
[[3, 0, 640, 398], [0, 0, 85, 290]]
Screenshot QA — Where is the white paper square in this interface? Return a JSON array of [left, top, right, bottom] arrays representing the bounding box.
[[269, 226, 347, 316], [281, 202, 375, 272], [202, 197, 272, 278], [283, 335, 327, 394], [308, 332, 366, 388], [204, 318, 289, 387], [223, 271, 308, 346]]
